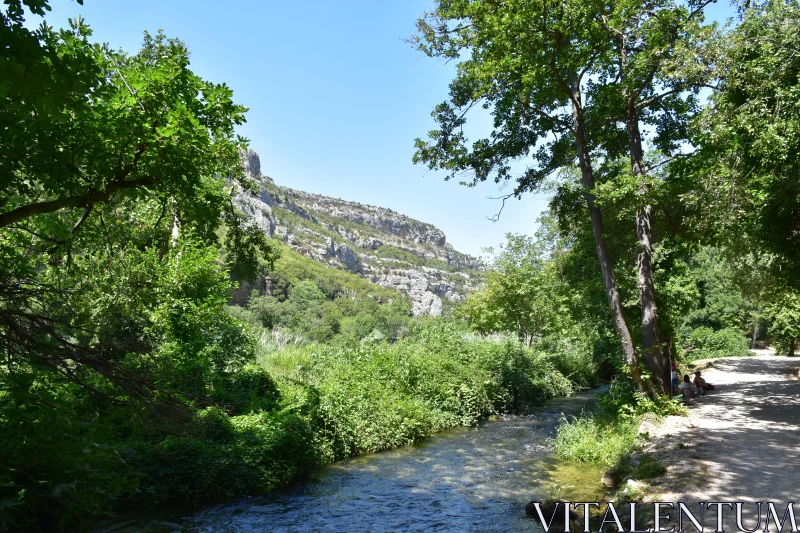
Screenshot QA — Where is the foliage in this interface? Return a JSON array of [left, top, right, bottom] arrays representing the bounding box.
[[554, 415, 639, 466], [555, 376, 684, 467], [765, 293, 800, 356], [0, 5, 279, 527], [268, 243, 403, 303], [457, 232, 603, 386], [680, 248, 755, 335], [0, 382, 139, 530], [0, 13, 276, 405], [232, 242, 412, 344], [600, 375, 686, 420], [0, 242, 265, 529], [531, 328, 601, 389], [671, 246, 800, 357], [696, 0, 800, 287], [7, 0, 800, 529], [258, 320, 577, 461], [1, 22, 255, 237], [410, 0, 711, 192], [458, 235, 564, 346], [686, 327, 751, 360], [128, 409, 317, 504]]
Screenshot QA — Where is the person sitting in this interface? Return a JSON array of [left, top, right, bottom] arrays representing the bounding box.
[[679, 375, 695, 400], [693, 370, 714, 393]]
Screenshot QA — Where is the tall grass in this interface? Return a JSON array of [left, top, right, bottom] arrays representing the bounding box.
[[554, 377, 685, 468], [554, 416, 638, 466], [255, 337, 317, 380], [258, 320, 578, 461]]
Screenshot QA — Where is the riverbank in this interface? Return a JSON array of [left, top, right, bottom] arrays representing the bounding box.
[[86, 321, 604, 531], [100, 386, 610, 532]]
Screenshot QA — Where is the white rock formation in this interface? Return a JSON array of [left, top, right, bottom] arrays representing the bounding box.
[[233, 149, 481, 316]]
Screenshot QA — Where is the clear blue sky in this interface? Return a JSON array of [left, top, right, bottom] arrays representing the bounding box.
[[34, 0, 736, 258]]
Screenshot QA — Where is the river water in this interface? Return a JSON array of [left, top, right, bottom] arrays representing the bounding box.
[[102, 389, 607, 533]]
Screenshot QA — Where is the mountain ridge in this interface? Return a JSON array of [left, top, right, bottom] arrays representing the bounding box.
[[233, 149, 483, 315]]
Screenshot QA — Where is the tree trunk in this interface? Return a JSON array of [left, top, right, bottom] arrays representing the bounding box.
[[626, 101, 666, 395], [752, 321, 761, 349], [569, 76, 643, 387]]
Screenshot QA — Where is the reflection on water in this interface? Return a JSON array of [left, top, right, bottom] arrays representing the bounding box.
[[101, 389, 608, 533]]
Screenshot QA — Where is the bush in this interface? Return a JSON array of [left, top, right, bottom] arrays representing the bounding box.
[[128, 409, 316, 503], [554, 376, 684, 468], [686, 326, 750, 360], [554, 415, 637, 466], [596, 376, 685, 421], [243, 277, 411, 344], [0, 380, 140, 531], [534, 329, 600, 389], [3, 311, 591, 529], [766, 294, 800, 356], [260, 319, 578, 461], [211, 366, 281, 415]]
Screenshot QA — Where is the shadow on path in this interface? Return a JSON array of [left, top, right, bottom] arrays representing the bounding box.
[[652, 356, 800, 529]]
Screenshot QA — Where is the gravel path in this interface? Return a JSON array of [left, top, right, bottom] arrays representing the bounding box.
[[643, 355, 800, 528]]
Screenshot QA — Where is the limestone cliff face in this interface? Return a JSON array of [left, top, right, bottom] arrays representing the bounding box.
[[232, 150, 482, 315]]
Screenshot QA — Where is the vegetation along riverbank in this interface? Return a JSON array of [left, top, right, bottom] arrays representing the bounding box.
[[3, 0, 800, 530]]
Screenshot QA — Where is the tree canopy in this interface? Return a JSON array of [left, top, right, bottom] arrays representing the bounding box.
[[413, 0, 718, 393], [1, 5, 280, 524]]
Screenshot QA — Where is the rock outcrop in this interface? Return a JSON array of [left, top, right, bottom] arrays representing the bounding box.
[[234, 150, 482, 315]]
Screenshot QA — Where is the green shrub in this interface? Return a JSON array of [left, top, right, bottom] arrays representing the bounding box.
[[534, 330, 600, 389], [554, 377, 685, 468], [0, 381, 140, 531], [211, 366, 281, 415], [686, 326, 750, 359], [258, 319, 577, 462], [129, 410, 316, 503], [554, 415, 638, 466], [766, 294, 800, 356], [2, 305, 590, 529], [597, 376, 685, 421]]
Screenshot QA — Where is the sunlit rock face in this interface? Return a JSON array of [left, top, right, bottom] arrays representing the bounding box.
[[241, 149, 261, 178], [234, 150, 483, 315]]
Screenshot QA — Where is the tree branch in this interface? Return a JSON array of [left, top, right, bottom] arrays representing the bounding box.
[[487, 192, 516, 222], [645, 150, 698, 173], [0, 175, 154, 229], [637, 87, 685, 108]]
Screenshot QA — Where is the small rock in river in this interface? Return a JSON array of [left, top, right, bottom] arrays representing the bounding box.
[[601, 469, 622, 488]]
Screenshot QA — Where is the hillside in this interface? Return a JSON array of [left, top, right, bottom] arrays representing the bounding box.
[[233, 150, 483, 315]]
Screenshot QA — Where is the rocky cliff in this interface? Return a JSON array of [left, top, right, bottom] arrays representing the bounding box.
[[233, 150, 482, 315]]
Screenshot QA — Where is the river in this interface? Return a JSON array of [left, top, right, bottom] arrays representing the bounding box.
[[101, 388, 608, 533]]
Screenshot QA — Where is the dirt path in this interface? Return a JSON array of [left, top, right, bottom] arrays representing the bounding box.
[[643, 355, 800, 524]]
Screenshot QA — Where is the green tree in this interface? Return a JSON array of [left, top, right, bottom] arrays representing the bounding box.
[[696, 0, 800, 286], [412, 0, 645, 388], [413, 0, 717, 394], [1, 10, 275, 397], [0, 5, 281, 524], [589, 0, 716, 393], [458, 235, 565, 347], [766, 294, 800, 356]]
